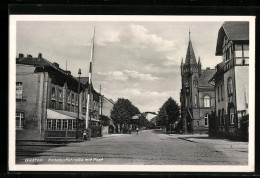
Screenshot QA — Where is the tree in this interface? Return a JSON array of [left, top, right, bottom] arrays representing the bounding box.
[[100, 115, 110, 126], [110, 98, 140, 133], [157, 97, 180, 133]]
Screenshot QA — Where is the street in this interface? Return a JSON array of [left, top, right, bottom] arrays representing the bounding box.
[[16, 129, 248, 165]]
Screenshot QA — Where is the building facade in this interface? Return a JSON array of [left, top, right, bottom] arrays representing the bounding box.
[[209, 22, 249, 140], [180, 35, 215, 134], [16, 53, 101, 141], [100, 96, 116, 134]]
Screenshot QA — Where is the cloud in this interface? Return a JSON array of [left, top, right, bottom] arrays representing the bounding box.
[[104, 88, 179, 112], [120, 24, 176, 52], [96, 31, 120, 46], [97, 70, 159, 81]]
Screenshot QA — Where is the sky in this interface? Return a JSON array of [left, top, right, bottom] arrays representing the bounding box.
[[16, 20, 223, 113]]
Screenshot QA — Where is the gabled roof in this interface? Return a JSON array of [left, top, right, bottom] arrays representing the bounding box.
[[216, 21, 249, 55], [185, 40, 197, 65], [208, 62, 225, 84], [16, 54, 98, 97], [198, 68, 215, 87]]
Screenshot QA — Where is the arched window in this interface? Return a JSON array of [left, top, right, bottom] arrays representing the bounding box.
[[204, 95, 210, 107], [204, 114, 209, 126], [194, 95, 197, 107], [59, 89, 62, 101], [227, 77, 233, 95], [193, 77, 198, 87], [51, 87, 56, 99]]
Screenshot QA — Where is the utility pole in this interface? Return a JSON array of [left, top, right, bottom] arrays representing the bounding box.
[[85, 27, 95, 140], [99, 84, 103, 116]]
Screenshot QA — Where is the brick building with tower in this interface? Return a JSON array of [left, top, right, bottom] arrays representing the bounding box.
[[180, 34, 215, 134]]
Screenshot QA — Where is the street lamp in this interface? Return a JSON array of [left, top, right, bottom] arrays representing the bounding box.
[[77, 68, 81, 141]]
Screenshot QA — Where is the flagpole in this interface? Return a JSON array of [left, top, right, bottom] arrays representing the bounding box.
[[85, 27, 95, 137]]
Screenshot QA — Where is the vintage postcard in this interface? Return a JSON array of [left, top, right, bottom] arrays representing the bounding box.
[[9, 15, 255, 172]]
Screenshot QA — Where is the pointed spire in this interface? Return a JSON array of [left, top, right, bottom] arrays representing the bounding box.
[[181, 58, 183, 64], [198, 57, 201, 65], [185, 32, 197, 65], [189, 28, 191, 41]]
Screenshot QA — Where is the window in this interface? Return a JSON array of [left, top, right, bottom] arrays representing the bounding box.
[[222, 108, 225, 125], [217, 86, 220, 101], [76, 95, 78, 106], [235, 44, 249, 65], [51, 119, 56, 130], [197, 121, 199, 127], [220, 84, 223, 100], [193, 77, 198, 87], [227, 77, 233, 95], [185, 80, 189, 87], [47, 119, 52, 130], [226, 48, 230, 62], [73, 120, 76, 130], [194, 95, 197, 107], [204, 95, 210, 107], [62, 120, 68, 130], [51, 87, 56, 100], [67, 91, 70, 103], [68, 120, 73, 130], [16, 112, 24, 129], [16, 82, 23, 99], [230, 108, 235, 125], [59, 89, 63, 101], [57, 119, 61, 130], [82, 93, 86, 106], [218, 109, 221, 126], [71, 93, 75, 104], [204, 114, 208, 126]]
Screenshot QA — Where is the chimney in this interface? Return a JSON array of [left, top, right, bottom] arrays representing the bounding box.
[[27, 54, 32, 58], [206, 67, 210, 70], [38, 53, 42, 58], [53, 62, 59, 68], [19, 53, 24, 58]]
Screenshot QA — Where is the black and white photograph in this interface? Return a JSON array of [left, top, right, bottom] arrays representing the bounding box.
[[9, 15, 255, 172]]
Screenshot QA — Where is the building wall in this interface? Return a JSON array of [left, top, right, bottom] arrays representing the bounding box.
[[16, 65, 45, 140], [235, 66, 249, 111], [102, 97, 114, 117]]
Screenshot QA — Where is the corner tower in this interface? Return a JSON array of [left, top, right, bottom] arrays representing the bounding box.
[[180, 31, 200, 133]]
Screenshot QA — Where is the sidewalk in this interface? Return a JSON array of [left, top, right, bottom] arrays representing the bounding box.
[[167, 133, 248, 165]]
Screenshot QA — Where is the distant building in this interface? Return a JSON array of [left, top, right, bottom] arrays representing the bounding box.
[[16, 53, 101, 141], [100, 96, 116, 134], [209, 21, 249, 140], [180, 34, 215, 134]]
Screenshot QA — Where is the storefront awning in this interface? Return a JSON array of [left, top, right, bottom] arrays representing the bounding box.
[[47, 109, 85, 120]]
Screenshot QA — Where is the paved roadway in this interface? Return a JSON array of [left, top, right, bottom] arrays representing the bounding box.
[[16, 129, 248, 165]]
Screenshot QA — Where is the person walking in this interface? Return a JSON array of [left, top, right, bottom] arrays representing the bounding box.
[[136, 127, 139, 135]]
